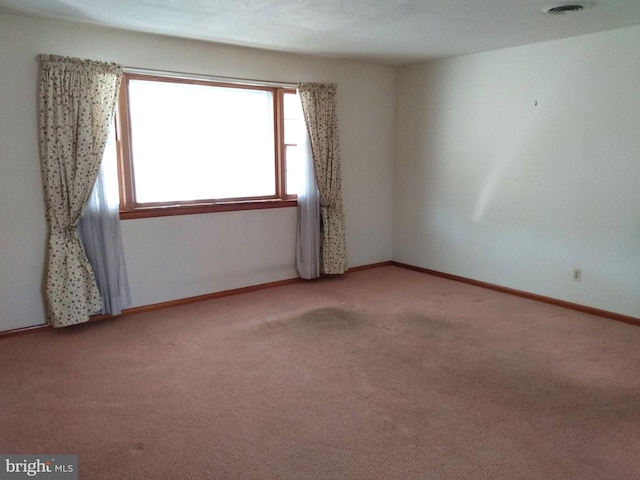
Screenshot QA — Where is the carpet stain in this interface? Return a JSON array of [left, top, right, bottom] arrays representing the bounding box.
[[244, 307, 368, 343], [131, 443, 145, 453], [293, 307, 366, 331]]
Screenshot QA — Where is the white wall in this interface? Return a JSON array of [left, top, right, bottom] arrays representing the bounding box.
[[4, 13, 638, 332], [0, 14, 396, 331], [394, 26, 640, 318]]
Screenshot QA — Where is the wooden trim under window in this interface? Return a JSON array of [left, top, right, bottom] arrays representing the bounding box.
[[120, 199, 297, 219]]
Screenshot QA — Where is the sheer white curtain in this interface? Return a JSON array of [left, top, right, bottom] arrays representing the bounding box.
[[78, 128, 131, 315], [296, 128, 321, 279]]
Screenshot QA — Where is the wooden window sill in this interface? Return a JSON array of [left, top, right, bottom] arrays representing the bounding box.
[[120, 199, 298, 220]]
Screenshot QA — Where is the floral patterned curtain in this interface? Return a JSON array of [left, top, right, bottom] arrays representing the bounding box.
[[298, 83, 347, 274], [38, 54, 122, 327]]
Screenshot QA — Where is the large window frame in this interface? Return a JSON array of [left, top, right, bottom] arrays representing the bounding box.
[[115, 72, 299, 219]]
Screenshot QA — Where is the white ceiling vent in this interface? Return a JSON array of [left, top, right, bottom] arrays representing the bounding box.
[[542, 2, 592, 14]]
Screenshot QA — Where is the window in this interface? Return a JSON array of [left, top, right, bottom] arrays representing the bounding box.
[[113, 72, 305, 218]]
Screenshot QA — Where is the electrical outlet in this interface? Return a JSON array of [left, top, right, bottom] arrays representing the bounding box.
[[573, 268, 582, 282]]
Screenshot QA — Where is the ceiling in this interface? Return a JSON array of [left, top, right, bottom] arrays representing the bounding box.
[[1, 0, 640, 65]]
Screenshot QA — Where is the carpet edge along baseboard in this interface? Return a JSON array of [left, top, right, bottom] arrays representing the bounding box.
[[391, 261, 640, 328], [1, 260, 637, 338]]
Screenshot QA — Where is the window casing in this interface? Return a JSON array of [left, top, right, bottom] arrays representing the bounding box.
[[114, 72, 303, 219]]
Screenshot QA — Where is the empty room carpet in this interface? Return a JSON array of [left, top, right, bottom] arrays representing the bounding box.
[[1, 266, 639, 479]]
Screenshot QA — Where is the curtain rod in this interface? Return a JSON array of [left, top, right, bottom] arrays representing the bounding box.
[[123, 66, 298, 89]]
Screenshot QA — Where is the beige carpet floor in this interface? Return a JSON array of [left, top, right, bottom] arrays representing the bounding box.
[[1, 266, 639, 479]]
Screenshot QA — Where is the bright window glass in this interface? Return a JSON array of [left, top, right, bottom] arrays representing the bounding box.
[[127, 79, 276, 203]]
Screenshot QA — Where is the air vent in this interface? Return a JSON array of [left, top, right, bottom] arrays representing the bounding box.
[[542, 2, 590, 14]]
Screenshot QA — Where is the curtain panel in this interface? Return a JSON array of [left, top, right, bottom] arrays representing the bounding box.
[[295, 127, 321, 279], [298, 83, 347, 275], [78, 155, 131, 316], [38, 54, 122, 327]]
